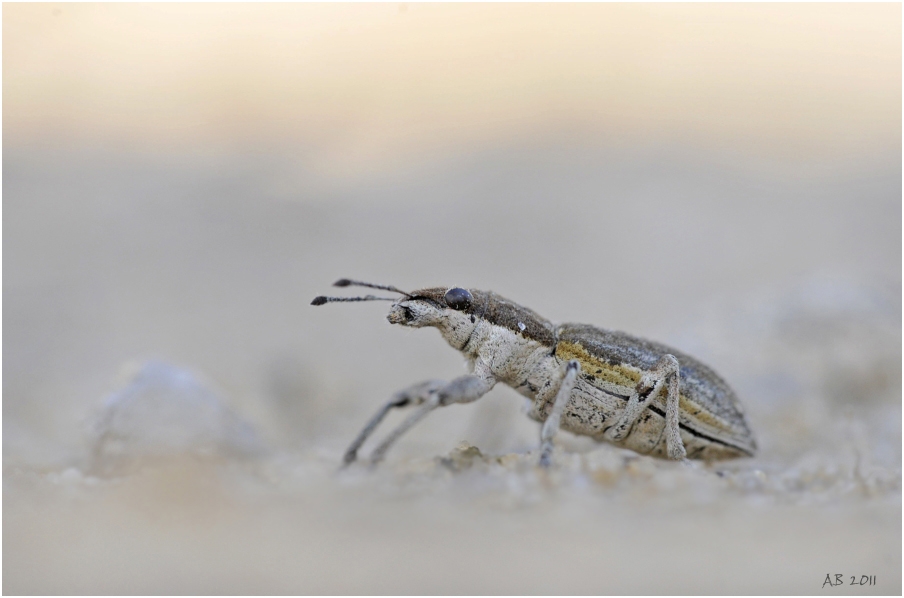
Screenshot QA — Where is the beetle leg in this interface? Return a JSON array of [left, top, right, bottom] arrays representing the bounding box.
[[538, 360, 580, 467], [663, 372, 686, 459], [342, 380, 444, 466], [368, 367, 496, 465], [605, 355, 685, 459]]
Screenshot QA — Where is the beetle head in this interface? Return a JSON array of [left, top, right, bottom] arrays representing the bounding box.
[[312, 279, 483, 350], [388, 287, 483, 348]]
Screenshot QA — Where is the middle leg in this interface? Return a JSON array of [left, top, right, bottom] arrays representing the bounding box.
[[538, 359, 580, 467]]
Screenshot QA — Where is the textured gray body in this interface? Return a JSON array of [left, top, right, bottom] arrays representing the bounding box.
[[318, 282, 756, 464], [413, 288, 756, 460]]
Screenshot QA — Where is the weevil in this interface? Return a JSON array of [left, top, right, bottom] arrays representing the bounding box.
[[312, 279, 756, 467]]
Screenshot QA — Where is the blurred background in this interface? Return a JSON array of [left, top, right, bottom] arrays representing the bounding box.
[[4, 4, 901, 594]]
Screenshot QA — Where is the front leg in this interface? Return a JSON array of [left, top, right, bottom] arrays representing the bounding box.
[[605, 354, 686, 460], [369, 364, 496, 465], [342, 380, 444, 465]]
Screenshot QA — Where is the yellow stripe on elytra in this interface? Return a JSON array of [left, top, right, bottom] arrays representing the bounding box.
[[556, 340, 729, 432], [555, 341, 641, 389]]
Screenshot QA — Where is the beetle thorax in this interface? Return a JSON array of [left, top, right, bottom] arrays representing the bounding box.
[[451, 319, 555, 384], [435, 310, 481, 352], [387, 287, 559, 383]]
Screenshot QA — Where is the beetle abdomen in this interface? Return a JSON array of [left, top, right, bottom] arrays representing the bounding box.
[[554, 324, 756, 459]]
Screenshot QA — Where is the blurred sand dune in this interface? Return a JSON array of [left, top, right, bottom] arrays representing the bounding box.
[[4, 4, 900, 173]]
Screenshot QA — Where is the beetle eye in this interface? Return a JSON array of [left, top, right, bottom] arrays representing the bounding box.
[[444, 287, 472, 310]]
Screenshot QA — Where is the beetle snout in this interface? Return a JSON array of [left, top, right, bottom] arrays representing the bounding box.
[[387, 303, 414, 325]]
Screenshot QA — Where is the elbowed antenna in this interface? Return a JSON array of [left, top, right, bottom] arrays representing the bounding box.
[[333, 279, 411, 297], [312, 278, 411, 306], [311, 295, 397, 306]]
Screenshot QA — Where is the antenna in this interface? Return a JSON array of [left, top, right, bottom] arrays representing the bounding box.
[[311, 295, 397, 306], [333, 279, 411, 297]]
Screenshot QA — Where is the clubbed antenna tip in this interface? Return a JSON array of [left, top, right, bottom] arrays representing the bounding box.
[[333, 279, 352, 287], [311, 296, 328, 306]]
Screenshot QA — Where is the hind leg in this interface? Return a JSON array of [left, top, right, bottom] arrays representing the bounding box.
[[605, 354, 686, 460], [662, 373, 686, 459]]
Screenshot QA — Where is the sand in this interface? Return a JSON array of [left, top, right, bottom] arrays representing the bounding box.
[[4, 142, 900, 594]]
